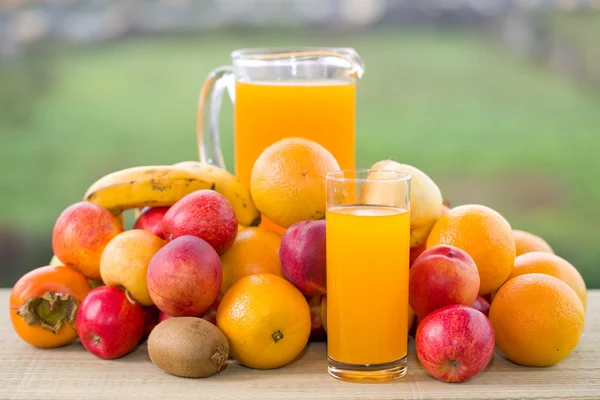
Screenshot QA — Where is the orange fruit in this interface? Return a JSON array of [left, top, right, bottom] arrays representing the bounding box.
[[250, 137, 340, 228], [216, 273, 311, 369], [407, 305, 415, 332], [513, 229, 554, 256], [510, 251, 587, 309], [219, 227, 283, 295], [489, 273, 584, 367], [427, 204, 515, 295]]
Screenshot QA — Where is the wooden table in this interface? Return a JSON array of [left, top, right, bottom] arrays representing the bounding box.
[[1, 289, 599, 399]]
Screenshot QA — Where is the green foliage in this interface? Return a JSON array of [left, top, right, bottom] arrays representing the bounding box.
[[1, 29, 599, 287]]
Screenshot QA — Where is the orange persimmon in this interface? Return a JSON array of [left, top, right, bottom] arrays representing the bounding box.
[[10, 265, 92, 348]]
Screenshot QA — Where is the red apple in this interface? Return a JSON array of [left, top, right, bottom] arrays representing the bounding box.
[[199, 295, 222, 325], [471, 296, 490, 317], [308, 295, 326, 341], [409, 245, 480, 319], [147, 235, 222, 316], [141, 305, 159, 339], [158, 311, 172, 323], [279, 220, 326, 297], [52, 202, 123, 280], [416, 304, 495, 383], [134, 207, 169, 239], [76, 286, 145, 359], [163, 190, 237, 254]]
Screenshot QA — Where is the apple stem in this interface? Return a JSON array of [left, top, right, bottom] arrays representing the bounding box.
[[124, 290, 137, 306], [272, 330, 284, 343], [17, 292, 78, 334], [449, 359, 459, 367]]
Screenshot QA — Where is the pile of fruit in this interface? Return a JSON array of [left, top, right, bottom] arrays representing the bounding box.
[[9, 137, 587, 383]]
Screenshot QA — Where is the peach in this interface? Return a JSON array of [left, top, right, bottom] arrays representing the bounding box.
[[52, 202, 124, 280], [409, 245, 480, 319], [147, 235, 222, 316], [100, 230, 166, 306], [279, 220, 326, 297], [163, 190, 237, 255]]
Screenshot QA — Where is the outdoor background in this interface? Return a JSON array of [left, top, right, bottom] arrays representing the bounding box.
[[0, 0, 598, 288]]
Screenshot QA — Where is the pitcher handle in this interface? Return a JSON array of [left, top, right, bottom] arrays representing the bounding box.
[[197, 66, 234, 169]]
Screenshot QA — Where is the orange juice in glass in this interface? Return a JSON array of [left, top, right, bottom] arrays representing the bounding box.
[[326, 169, 411, 382], [197, 49, 364, 232]]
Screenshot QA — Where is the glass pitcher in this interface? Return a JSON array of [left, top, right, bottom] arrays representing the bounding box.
[[197, 47, 364, 232]]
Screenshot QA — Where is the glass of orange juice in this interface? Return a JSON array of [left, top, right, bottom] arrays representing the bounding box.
[[197, 48, 364, 232], [326, 169, 411, 382]]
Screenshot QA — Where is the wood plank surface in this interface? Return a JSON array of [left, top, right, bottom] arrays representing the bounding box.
[[1, 289, 598, 400]]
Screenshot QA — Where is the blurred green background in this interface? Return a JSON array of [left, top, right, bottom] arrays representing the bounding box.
[[1, 1, 599, 288]]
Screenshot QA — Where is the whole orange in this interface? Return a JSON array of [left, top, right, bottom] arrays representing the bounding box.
[[513, 229, 554, 256], [510, 251, 587, 309], [219, 227, 283, 295], [216, 273, 311, 370], [407, 305, 415, 332], [427, 204, 515, 295], [489, 273, 585, 367], [250, 137, 340, 228]]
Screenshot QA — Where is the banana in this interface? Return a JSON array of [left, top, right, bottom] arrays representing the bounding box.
[[84, 164, 261, 227]]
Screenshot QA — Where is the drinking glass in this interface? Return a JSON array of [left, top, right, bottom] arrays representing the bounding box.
[[326, 169, 411, 382]]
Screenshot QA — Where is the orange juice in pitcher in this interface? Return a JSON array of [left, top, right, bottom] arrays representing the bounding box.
[[234, 80, 356, 187], [197, 49, 364, 231]]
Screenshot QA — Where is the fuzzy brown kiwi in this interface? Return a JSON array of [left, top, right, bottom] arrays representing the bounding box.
[[148, 317, 229, 378]]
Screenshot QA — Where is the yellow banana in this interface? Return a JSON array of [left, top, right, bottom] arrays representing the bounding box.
[[84, 164, 261, 227]]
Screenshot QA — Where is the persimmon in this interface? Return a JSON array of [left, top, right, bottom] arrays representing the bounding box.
[[10, 265, 92, 348]]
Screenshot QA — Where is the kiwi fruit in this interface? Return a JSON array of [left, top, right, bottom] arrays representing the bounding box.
[[148, 317, 229, 378]]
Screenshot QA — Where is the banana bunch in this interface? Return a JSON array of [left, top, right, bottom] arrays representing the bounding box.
[[83, 162, 261, 227]]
